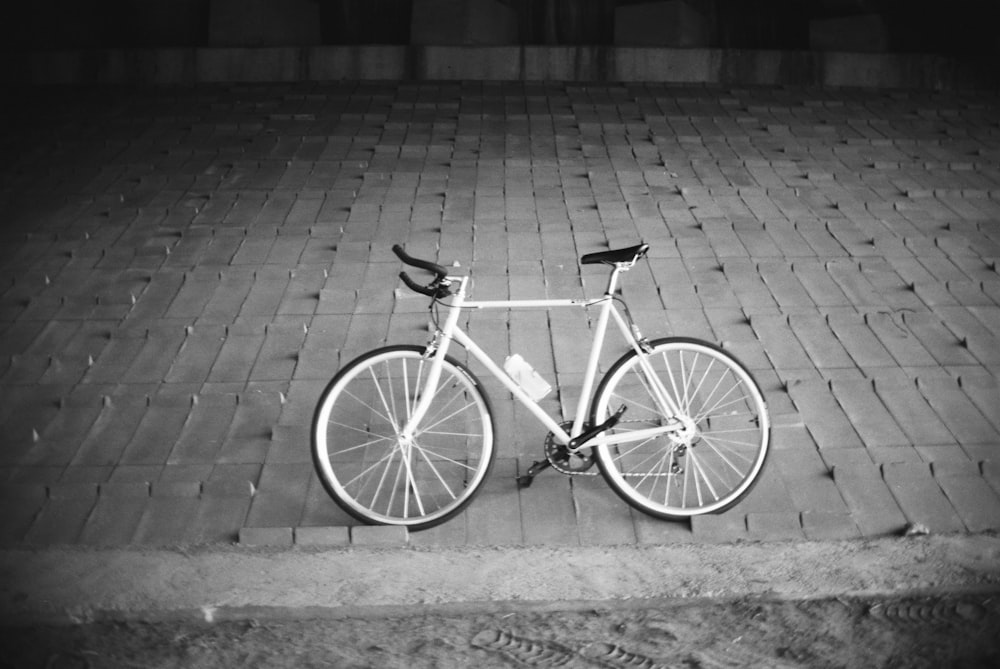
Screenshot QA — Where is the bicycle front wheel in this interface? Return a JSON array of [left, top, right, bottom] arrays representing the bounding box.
[[311, 345, 495, 530], [591, 337, 769, 520]]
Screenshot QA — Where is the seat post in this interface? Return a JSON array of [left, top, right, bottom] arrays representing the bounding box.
[[604, 265, 625, 297]]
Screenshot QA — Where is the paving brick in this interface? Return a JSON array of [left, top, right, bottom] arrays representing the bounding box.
[[872, 377, 955, 446], [294, 525, 350, 546], [83, 336, 145, 384], [239, 526, 294, 546], [800, 511, 862, 541], [957, 373, 1000, 433], [830, 379, 909, 447], [571, 475, 637, 546], [900, 312, 978, 367], [79, 486, 149, 545], [519, 470, 579, 546], [164, 327, 227, 384], [863, 311, 937, 367], [245, 463, 311, 527], [250, 323, 307, 382], [915, 376, 1000, 445], [351, 525, 409, 546], [207, 333, 265, 384], [123, 329, 187, 384], [826, 312, 897, 370], [168, 394, 237, 464], [721, 259, 778, 309], [935, 306, 1000, 366], [826, 259, 885, 307], [830, 462, 908, 537], [132, 496, 202, 545], [757, 261, 814, 309], [882, 462, 965, 533], [151, 480, 202, 497], [165, 271, 218, 318], [22, 403, 102, 467], [690, 511, 747, 543], [466, 458, 523, 545], [934, 472, 1000, 532], [786, 379, 863, 450], [749, 313, 814, 371], [119, 404, 189, 466], [0, 484, 47, 544], [746, 512, 805, 541], [23, 497, 97, 546], [787, 313, 855, 370]]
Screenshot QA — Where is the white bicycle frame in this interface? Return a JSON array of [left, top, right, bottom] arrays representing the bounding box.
[[400, 263, 685, 450]]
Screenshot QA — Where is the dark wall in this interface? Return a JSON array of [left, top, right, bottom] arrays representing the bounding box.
[[4, 0, 993, 57]]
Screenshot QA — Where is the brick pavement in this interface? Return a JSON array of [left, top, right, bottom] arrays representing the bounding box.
[[1, 82, 999, 549]]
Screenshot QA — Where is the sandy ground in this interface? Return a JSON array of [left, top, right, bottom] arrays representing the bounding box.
[[1, 535, 999, 667]]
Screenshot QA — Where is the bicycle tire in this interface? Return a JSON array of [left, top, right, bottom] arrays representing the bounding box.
[[311, 345, 496, 530], [590, 337, 770, 520]]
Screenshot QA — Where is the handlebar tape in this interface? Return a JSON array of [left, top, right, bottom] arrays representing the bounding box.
[[392, 244, 448, 280], [398, 271, 437, 297]]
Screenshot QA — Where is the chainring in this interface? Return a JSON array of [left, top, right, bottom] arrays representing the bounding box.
[[544, 422, 596, 475]]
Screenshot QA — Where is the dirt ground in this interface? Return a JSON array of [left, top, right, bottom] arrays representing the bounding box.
[[3, 592, 999, 669], [2, 536, 1000, 668]]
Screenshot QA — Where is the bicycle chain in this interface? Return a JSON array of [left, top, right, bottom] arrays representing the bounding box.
[[545, 419, 687, 478]]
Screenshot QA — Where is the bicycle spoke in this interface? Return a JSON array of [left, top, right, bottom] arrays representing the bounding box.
[[368, 366, 401, 433], [411, 443, 459, 501], [593, 339, 768, 519], [324, 424, 395, 454], [311, 346, 497, 528]]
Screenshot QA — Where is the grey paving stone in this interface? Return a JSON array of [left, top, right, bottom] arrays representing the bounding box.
[[872, 377, 956, 446], [690, 511, 747, 543], [830, 379, 909, 447], [830, 461, 908, 537], [915, 376, 1000, 445], [239, 526, 294, 546], [747, 512, 805, 541], [519, 472, 579, 546], [882, 462, 966, 533], [351, 525, 409, 546], [465, 460, 523, 546], [245, 463, 310, 527], [934, 472, 1000, 532], [787, 313, 856, 370], [863, 311, 937, 368], [571, 475, 637, 546], [801, 511, 862, 541], [294, 525, 350, 546], [826, 311, 898, 370], [117, 404, 189, 466], [901, 312, 979, 367], [786, 379, 863, 450], [749, 313, 814, 371], [957, 373, 1000, 433], [0, 484, 47, 545]]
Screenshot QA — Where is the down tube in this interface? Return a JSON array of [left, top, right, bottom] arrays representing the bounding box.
[[450, 326, 572, 444]]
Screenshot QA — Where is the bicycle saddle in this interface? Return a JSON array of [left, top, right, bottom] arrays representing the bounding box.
[[580, 243, 649, 266]]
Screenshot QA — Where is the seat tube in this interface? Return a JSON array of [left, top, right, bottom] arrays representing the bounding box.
[[571, 268, 621, 435]]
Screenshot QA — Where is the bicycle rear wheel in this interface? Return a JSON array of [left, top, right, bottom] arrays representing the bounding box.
[[591, 337, 769, 520], [311, 345, 495, 530]]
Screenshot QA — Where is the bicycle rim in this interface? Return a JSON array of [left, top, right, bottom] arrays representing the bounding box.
[[592, 337, 770, 519], [311, 346, 495, 529]]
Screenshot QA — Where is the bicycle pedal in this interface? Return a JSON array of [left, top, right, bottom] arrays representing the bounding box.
[[515, 475, 534, 489]]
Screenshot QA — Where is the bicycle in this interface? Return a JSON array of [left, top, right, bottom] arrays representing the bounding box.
[[311, 243, 770, 530]]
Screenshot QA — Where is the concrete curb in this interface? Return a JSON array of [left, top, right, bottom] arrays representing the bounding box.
[[2, 535, 998, 625]]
